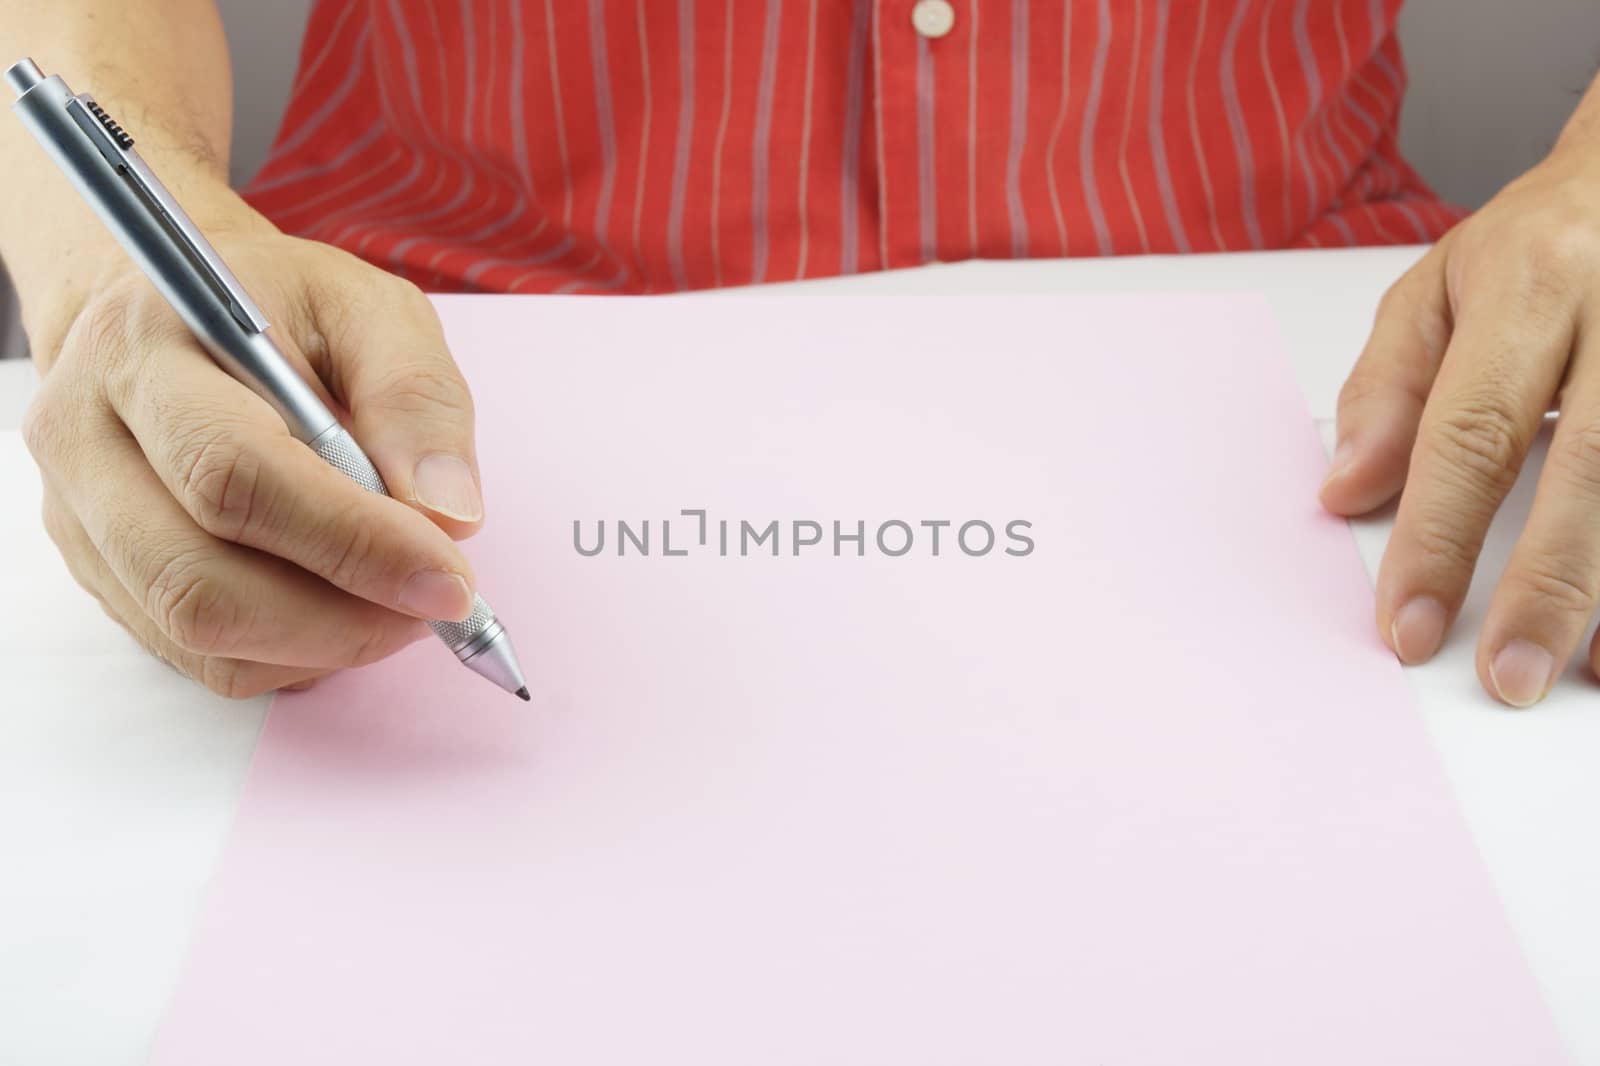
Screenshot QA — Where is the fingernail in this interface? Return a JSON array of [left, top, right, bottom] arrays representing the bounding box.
[[1391, 596, 1447, 664], [1490, 640, 1555, 708], [1323, 439, 1357, 487], [398, 569, 473, 621], [413, 454, 483, 522], [282, 679, 318, 693]]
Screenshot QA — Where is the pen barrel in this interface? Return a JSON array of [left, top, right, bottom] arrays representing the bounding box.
[[8, 71, 337, 443]]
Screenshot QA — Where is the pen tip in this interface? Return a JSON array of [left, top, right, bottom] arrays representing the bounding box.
[[515, 686, 531, 702]]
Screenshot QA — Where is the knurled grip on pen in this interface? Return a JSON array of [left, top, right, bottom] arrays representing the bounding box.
[[308, 424, 497, 655]]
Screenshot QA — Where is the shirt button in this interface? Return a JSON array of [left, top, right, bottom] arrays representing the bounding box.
[[911, 0, 956, 39]]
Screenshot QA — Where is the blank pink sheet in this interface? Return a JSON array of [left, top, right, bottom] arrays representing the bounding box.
[[149, 294, 1568, 1063]]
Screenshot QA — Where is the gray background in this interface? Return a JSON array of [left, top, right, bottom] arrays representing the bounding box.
[[1, 0, 1595, 362]]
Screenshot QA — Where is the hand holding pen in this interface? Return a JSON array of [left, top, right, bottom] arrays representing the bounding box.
[[5, 59, 527, 700]]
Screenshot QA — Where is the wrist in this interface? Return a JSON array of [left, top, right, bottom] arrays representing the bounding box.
[[17, 178, 274, 374]]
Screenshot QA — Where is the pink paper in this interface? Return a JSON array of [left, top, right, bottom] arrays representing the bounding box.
[[149, 294, 1568, 1063]]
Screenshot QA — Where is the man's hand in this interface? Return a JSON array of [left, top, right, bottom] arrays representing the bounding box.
[[23, 225, 487, 697], [0, 2, 486, 696], [1323, 129, 1600, 707]]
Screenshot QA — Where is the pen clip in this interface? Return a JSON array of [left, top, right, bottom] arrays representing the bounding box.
[[66, 94, 272, 334]]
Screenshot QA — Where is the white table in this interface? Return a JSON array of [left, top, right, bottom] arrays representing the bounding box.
[[4, 247, 1599, 1065]]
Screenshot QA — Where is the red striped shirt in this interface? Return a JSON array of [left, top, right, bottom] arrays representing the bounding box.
[[243, 0, 1459, 294]]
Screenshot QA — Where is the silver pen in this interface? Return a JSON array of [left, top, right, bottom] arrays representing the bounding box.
[[6, 58, 529, 701]]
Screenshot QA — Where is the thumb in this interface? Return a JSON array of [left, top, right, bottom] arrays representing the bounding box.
[[1321, 243, 1453, 517], [312, 266, 484, 539]]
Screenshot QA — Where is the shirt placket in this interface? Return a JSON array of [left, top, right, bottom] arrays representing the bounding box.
[[870, 0, 962, 271]]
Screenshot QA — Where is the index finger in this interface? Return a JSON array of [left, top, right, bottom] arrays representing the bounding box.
[[1321, 245, 1452, 517], [1375, 270, 1575, 665]]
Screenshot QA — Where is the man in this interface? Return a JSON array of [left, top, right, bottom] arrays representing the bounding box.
[[2, 0, 1596, 708]]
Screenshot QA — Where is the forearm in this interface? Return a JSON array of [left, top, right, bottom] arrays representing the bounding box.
[[0, 0, 264, 369]]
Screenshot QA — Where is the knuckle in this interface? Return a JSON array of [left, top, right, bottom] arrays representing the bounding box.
[[1519, 212, 1600, 280], [19, 381, 73, 465], [344, 270, 425, 330], [19, 396, 54, 462], [169, 426, 267, 542], [319, 519, 380, 591], [70, 281, 141, 358], [37, 495, 110, 605], [126, 625, 192, 680], [344, 619, 401, 669], [1364, 281, 1451, 380], [1336, 371, 1383, 413], [1408, 511, 1482, 575], [1424, 398, 1528, 496], [1556, 418, 1600, 475], [382, 271, 431, 310], [1518, 263, 1580, 321], [71, 280, 173, 397], [1508, 553, 1598, 619], [1451, 216, 1588, 327], [99, 505, 147, 576], [197, 656, 268, 700], [1486, 225, 1597, 319], [146, 548, 245, 655], [1374, 278, 1411, 322], [372, 360, 474, 421]]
